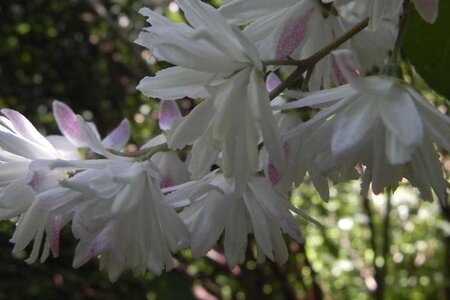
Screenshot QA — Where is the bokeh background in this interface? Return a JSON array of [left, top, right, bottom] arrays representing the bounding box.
[[0, 0, 449, 299]]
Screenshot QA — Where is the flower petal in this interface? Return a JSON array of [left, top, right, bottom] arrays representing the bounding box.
[[53, 101, 86, 147], [137, 67, 212, 100], [159, 100, 182, 131], [1, 109, 55, 150], [413, 0, 439, 23], [102, 119, 130, 150]]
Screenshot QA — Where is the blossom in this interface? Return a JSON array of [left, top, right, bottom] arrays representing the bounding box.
[[56, 158, 190, 281], [1, 101, 131, 264], [0, 107, 80, 220], [220, 0, 351, 89], [53, 113, 187, 280], [277, 50, 450, 202], [136, 0, 284, 179], [361, 0, 439, 30], [171, 173, 319, 267]]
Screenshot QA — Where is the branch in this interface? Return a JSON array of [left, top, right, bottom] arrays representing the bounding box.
[[84, 0, 154, 75], [391, 0, 412, 64], [108, 143, 168, 159], [267, 17, 369, 100], [374, 190, 392, 300]]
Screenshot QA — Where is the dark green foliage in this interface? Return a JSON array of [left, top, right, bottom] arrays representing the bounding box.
[[404, 0, 450, 100]]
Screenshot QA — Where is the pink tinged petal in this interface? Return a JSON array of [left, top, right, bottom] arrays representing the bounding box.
[[159, 100, 182, 131], [276, 7, 315, 59], [266, 72, 282, 93], [331, 56, 348, 86], [1, 109, 54, 150], [413, 0, 439, 23], [160, 173, 173, 189], [332, 49, 362, 87], [50, 215, 61, 257], [89, 234, 109, 257], [75, 116, 115, 158], [52, 101, 85, 147], [334, 49, 394, 94], [101, 119, 130, 150], [26, 169, 59, 192], [267, 141, 290, 185], [248, 69, 285, 173]]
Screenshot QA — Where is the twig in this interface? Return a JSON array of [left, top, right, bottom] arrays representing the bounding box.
[[374, 190, 392, 300], [391, 0, 412, 64], [108, 143, 168, 159], [84, 0, 154, 75], [267, 17, 369, 100]]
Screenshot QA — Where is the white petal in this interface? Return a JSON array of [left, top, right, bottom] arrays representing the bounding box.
[[266, 72, 282, 92], [1, 109, 55, 150], [224, 197, 247, 267], [137, 67, 212, 100], [331, 96, 378, 156], [52, 101, 86, 147], [248, 68, 285, 172], [219, 0, 297, 24], [413, 0, 439, 23], [102, 119, 130, 150], [159, 100, 182, 131], [243, 188, 274, 260], [275, 84, 355, 110], [168, 99, 214, 149], [385, 129, 414, 164]]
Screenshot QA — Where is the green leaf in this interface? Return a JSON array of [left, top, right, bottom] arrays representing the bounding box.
[[404, 1, 450, 99]]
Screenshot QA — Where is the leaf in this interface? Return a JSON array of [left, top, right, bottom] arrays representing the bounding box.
[[404, 0, 450, 99]]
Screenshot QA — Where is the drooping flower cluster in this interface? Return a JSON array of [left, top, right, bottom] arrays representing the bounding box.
[[0, 0, 447, 281]]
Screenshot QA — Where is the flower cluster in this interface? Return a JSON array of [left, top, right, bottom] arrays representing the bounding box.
[[0, 0, 447, 281]]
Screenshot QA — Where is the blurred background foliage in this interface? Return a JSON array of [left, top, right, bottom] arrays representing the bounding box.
[[0, 0, 449, 299]]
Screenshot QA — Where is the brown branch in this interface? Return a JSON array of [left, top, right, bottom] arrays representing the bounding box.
[[268, 17, 369, 100]]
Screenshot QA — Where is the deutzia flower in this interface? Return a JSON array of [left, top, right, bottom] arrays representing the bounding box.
[[0, 107, 80, 220], [363, 0, 439, 30], [277, 50, 450, 203], [220, 0, 350, 89], [171, 173, 319, 267], [37, 117, 189, 281], [3, 101, 132, 265], [136, 0, 284, 179]]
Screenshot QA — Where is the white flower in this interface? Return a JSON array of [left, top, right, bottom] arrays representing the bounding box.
[[0, 107, 80, 220], [26, 116, 189, 281], [2, 101, 131, 264], [357, 0, 438, 30], [53, 158, 190, 281], [220, 0, 350, 89], [174, 173, 319, 267], [9, 187, 81, 264], [277, 50, 450, 202], [136, 0, 284, 179]]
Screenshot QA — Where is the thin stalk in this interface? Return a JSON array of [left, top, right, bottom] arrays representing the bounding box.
[[108, 143, 168, 159], [391, 0, 412, 64], [374, 189, 392, 300]]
